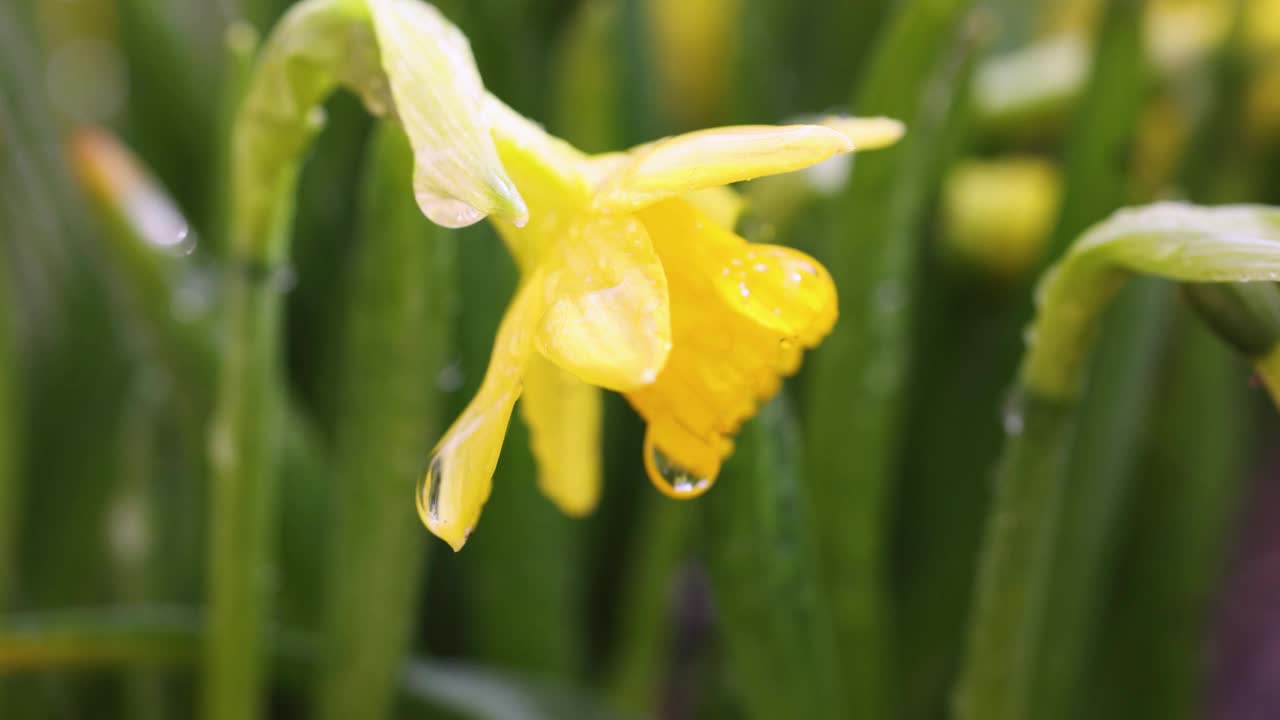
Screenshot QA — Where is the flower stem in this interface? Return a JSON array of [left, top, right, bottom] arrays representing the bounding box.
[[205, 4, 371, 718], [952, 383, 1075, 720], [316, 120, 452, 720]]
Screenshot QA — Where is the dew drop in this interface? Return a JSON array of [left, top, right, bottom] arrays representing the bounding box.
[[645, 435, 712, 499], [874, 279, 906, 314], [415, 190, 486, 228], [1001, 396, 1025, 437], [418, 455, 446, 522], [436, 361, 464, 393]]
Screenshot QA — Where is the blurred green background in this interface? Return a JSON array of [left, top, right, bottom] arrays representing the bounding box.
[[3, 0, 1280, 718]]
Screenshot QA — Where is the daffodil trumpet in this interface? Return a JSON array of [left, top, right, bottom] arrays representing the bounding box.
[[420, 95, 904, 550]]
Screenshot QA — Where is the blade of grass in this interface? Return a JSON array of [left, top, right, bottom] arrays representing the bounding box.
[[0, 609, 627, 719], [706, 396, 846, 720], [1041, 0, 1147, 264], [605, 497, 695, 715], [0, 264, 15, 615], [116, 0, 220, 226], [316, 120, 452, 720], [1085, 10, 1252, 714], [803, 3, 982, 715], [1027, 278, 1173, 719]]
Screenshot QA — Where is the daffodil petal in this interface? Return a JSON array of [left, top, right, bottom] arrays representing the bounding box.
[[419, 279, 543, 550], [626, 199, 838, 496], [591, 124, 854, 213], [536, 215, 671, 391], [817, 116, 906, 151], [682, 186, 746, 230], [487, 95, 594, 269], [641, 199, 837, 342], [368, 0, 527, 227], [520, 354, 603, 516]]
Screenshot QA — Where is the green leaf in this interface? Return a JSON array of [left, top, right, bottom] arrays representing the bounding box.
[[316, 120, 454, 720]]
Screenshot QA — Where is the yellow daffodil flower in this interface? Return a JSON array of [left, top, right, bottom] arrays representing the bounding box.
[[418, 95, 903, 550]]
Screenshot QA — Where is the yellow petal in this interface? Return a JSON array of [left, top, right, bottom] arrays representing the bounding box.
[[536, 215, 672, 391], [626, 199, 837, 497], [368, 0, 527, 227], [817, 116, 906, 151], [487, 95, 593, 269], [486, 93, 592, 185], [592, 124, 855, 213], [682, 186, 746, 230], [520, 354, 603, 516], [418, 278, 543, 550], [643, 198, 837, 342]]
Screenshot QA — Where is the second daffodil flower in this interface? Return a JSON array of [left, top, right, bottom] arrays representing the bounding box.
[[419, 86, 903, 549]]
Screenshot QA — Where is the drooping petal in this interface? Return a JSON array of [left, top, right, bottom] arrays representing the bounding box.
[[520, 354, 603, 516], [626, 199, 838, 496], [591, 124, 854, 213], [368, 0, 527, 227], [536, 214, 672, 391], [419, 278, 543, 550]]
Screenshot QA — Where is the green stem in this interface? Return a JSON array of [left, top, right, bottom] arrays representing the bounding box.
[[804, 3, 980, 715], [317, 121, 452, 720], [205, 3, 373, 718], [205, 245, 289, 720], [952, 385, 1075, 720]]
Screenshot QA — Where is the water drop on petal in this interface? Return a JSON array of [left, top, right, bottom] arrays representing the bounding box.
[[644, 433, 713, 499]]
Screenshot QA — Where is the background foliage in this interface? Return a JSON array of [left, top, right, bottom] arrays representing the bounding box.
[[3, 0, 1280, 718]]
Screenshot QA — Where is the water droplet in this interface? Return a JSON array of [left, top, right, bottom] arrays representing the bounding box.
[[415, 190, 486, 228], [875, 280, 906, 314], [1002, 396, 1025, 436], [418, 455, 445, 522], [645, 435, 712, 498], [436, 361, 464, 393]]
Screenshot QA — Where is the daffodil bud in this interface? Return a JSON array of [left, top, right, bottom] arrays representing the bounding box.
[[1184, 282, 1280, 358], [1025, 202, 1280, 398], [942, 156, 1062, 281]]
